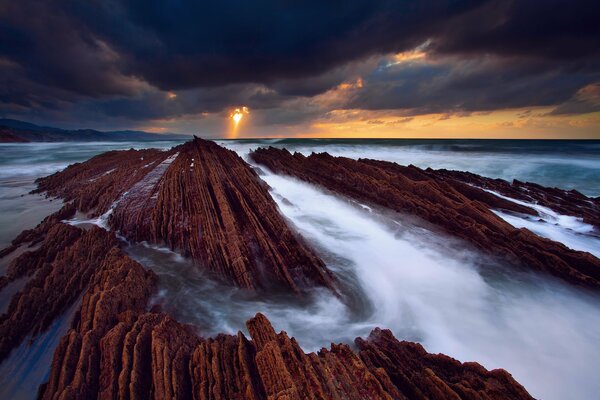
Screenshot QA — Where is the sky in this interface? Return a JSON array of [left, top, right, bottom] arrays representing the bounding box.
[[1, 0, 599, 139]]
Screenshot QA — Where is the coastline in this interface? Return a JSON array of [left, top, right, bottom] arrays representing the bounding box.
[[0, 138, 596, 400]]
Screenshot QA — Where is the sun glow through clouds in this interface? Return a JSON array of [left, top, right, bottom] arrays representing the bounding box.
[[229, 106, 249, 138]]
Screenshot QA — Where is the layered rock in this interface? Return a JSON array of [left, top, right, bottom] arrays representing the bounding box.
[[34, 138, 335, 293], [430, 168, 600, 228], [40, 250, 161, 399], [0, 139, 539, 399], [0, 202, 76, 272], [0, 222, 121, 362], [35, 148, 176, 216], [42, 282, 534, 400], [250, 148, 600, 288], [42, 305, 534, 400], [0, 215, 530, 399]]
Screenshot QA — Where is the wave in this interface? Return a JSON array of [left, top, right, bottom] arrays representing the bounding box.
[[0, 298, 81, 400], [484, 189, 600, 257], [128, 166, 600, 400]]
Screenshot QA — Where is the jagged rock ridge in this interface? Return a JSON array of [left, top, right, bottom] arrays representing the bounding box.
[[34, 138, 335, 293], [430, 167, 600, 228], [0, 205, 534, 399], [39, 249, 534, 400], [110, 138, 335, 293], [250, 147, 600, 288]]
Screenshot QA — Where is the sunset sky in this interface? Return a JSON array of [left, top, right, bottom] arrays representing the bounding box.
[[1, 1, 599, 138]]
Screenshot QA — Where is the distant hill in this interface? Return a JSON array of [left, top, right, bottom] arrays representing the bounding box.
[[0, 119, 190, 142], [0, 127, 30, 142]]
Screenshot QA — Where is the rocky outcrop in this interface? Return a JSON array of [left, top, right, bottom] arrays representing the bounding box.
[[34, 138, 335, 293], [250, 148, 600, 288], [0, 215, 529, 399], [0, 139, 538, 399], [0, 202, 76, 264], [39, 257, 534, 400], [35, 148, 176, 216], [356, 328, 532, 400], [430, 168, 600, 228], [41, 303, 534, 400], [111, 138, 334, 293], [0, 222, 120, 361], [40, 249, 160, 400]]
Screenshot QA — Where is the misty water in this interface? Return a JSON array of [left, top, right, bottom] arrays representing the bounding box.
[[1, 139, 600, 400]]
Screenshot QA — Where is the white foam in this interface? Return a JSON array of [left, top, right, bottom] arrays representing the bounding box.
[[258, 170, 600, 400], [484, 189, 600, 257], [64, 190, 129, 230], [130, 166, 600, 400]]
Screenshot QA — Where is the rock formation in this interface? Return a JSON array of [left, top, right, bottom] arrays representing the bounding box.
[[0, 222, 120, 361], [430, 168, 600, 228], [110, 138, 334, 293], [0, 139, 547, 399], [39, 257, 534, 400], [250, 147, 600, 288], [35, 148, 176, 216], [34, 138, 335, 293]]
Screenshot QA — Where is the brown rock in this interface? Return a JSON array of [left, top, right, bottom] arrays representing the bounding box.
[[250, 147, 600, 288], [35, 148, 176, 216], [33, 138, 336, 293], [356, 328, 532, 400], [41, 307, 536, 400], [0, 202, 76, 262], [0, 223, 119, 361], [32, 246, 534, 400], [430, 168, 600, 228], [110, 138, 335, 293], [0, 141, 539, 400]]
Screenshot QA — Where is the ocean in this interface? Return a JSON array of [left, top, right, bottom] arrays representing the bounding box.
[[1, 139, 600, 400]]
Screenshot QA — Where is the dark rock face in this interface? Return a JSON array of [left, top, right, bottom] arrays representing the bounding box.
[[35, 148, 176, 216], [0, 139, 540, 399], [0, 222, 120, 362], [40, 266, 534, 400], [34, 138, 335, 293], [40, 251, 161, 400], [356, 328, 532, 400], [0, 202, 76, 269], [250, 147, 600, 288], [430, 168, 600, 228], [110, 138, 335, 293]]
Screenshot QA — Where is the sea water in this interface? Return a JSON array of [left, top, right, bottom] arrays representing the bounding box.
[[1, 139, 599, 400]]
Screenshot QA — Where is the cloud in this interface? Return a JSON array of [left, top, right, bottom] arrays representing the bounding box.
[[0, 0, 599, 132], [344, 55, 600, 114], [550, 83, 600, 115]]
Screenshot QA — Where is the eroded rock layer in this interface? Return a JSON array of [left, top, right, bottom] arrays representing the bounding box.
[[431, 168, 600, 228], [110, 138, 334, 293], [0, 141, 538, 399], [33, 138, 335, 293], [42, 277, 534, 400], [0, 212, 533, 399], [0, 221, 120, 361], [250, 148, 600, 288], [35, 148, 176, 216]]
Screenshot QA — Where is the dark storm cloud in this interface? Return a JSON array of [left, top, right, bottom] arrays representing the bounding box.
[[1, 0, 599, 127], [550, 83, 600, 115], [73, 84, 293, 121], [68, 0, 465, 90], [347, 56, 600, 114], [428, 0, 600, 60]]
